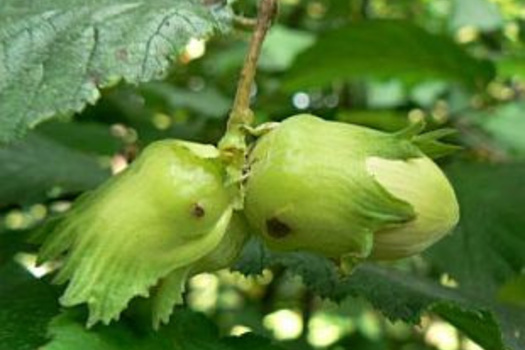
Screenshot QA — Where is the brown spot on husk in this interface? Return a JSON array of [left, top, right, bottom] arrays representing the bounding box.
[[266, 217, 291, 238], [191, 203, 205, 218]]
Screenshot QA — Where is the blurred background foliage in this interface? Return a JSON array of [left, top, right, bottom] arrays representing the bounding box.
[[1, 0, 525, 349]]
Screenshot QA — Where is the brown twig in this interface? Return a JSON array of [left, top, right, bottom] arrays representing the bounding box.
[[227, 0, 278, 130], [218, 0, 278, 204], [233, 15, 258, 30]]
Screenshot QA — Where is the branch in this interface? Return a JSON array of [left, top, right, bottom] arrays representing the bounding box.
[[218, 0, 278, 206], [233, 15, 257, 30], [228, 0, 278, 130]]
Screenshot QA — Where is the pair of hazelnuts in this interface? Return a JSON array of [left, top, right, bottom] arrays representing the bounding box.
[[36, 114, 459, 327]]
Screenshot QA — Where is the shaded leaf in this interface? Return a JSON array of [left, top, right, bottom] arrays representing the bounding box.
[[235, 239, 507, 350], [498, 56, 525, 80], [140, 82, 231, 119], [42, 310, 176, 350], [497, 276, 525, 308], [0, 262, 59, 350], [37, 121, 124, 156], [463, 102, 525, 157], [284, 20, 494, 91], [428, 162, 525, 294], [426, 162, 525, 350], [0, 0, 232, 143], [337, 110, 409, 132], [224, 333, 286, 350], [0, 133, 109, 207], [433, 303, 505, 350], [42, 308, 282, 350], [237, 161, 525, 350], [0, 228, 31, 267]]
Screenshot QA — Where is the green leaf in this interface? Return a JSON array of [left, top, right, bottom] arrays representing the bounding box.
[[432, 303, 504, 350], [259, 25, 315, 72], [429, 163, 525, 294], [498, 276, 525, 308], [237, 161, 525, 349], [0, 262, 59, 350], [463, 102, 525, 157], [42, 310, 175, 350], [365, 80, 407, 109], [0, 228, 31, 267], [449, 0, 503, 32], [341, 266, 505, 350], [426, 162, 525, 350], [337, 110, 409, 132], [0, 0, 232, 143], [0, 133, 109, 207], [42, 308, 281, 350], [223, 333, 286, 350], [234, 240, 508, 350], [284, 20, 495, 91], [37, 121, 124, 156], [140, 82, 232, 119], [498, 56, 525, 80]]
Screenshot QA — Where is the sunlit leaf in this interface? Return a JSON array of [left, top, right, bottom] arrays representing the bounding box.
[[0, 0, 232, 143]]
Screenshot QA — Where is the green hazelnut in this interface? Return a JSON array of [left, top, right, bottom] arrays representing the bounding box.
[[36, 140, 234, 327], [244, 114, 459, 262], [151, 212, 249, 328], [366, 156, 459, 259]]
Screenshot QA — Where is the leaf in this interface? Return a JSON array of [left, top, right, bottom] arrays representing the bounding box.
[[341, 266, 505, 350], [89, 86, 214, 144], [366, 80, 407, 109], [0, 228, 31, 267], [498, 276, 525, 308], [428, 163, 525, 294], [236, 161, 525, 349], [284, 20, 495, 91], [42, 308, 282, 350], [337, 110, 409, 132], [433, 303, 505, 350], [42, 310, 175, 350], [0, 262, 59, 350], [498, 56, 525, 80], [223, 333, 286, 350], [449, 0, 503, 32], [258, 25, 315, 72], [426, 162, 525, 350], [140, 82, 232, 119], [0, 133, 109, 207], [463, 102, 525, 157], [234, 239, 508, 350], [37, 121, 124, 156], [0, 0, 232, 143]]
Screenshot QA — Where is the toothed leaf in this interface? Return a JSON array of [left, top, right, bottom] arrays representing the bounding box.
[[0, 0, 233, 143]]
